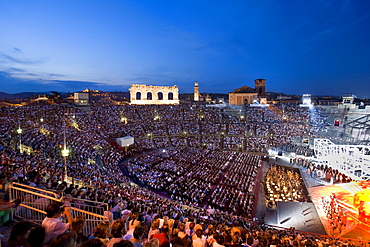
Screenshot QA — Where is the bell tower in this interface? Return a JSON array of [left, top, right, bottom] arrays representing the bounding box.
[[194, 81, 200, 101], [254, 78, 266, 97]]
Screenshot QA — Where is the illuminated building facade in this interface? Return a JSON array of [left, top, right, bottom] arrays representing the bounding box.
[[228, 78, 267, 105], [194, 81, 200, 101], [129, 84, 179, 105]]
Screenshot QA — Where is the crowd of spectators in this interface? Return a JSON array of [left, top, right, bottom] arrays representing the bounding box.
[[2, 200, 365, 247], [125, 148, 260, 216], [0, 103, 367, 246]]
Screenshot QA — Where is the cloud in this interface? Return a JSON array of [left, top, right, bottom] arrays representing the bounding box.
[[48, 73, 65, 77], [9, 67, 26, 72], [0, 71, 128, 93], [4, 65, 66, 81], [12, 47, 22, 53], [24, 73, 39, 77], [1, 54, 45, 65]]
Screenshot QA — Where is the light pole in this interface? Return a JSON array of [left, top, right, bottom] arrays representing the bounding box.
[[61, 117, 69, 182], [17, 126, 23, 154], [61, 147, 69, 182]]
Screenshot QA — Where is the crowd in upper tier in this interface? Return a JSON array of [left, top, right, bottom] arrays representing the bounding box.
[[1, 103, 366, 246]]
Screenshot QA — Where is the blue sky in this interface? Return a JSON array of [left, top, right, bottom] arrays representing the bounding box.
[[0, 0, 370, 97]]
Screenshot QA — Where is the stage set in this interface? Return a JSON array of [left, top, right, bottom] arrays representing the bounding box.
[[264, 180, 370, 241], [263, 157, 370, 241], [309, 181, 370, 240]]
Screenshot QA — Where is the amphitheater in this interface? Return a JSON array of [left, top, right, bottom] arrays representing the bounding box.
[[1, 101, 370, 246]]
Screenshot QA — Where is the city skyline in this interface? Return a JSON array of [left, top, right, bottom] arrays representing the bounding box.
[[1, 0, 370, 97]]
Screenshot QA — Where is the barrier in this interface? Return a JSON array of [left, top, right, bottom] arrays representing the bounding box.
[[8, 183, 108, 236], [70, 199, 108, 216], [10, 182, 60, 199]]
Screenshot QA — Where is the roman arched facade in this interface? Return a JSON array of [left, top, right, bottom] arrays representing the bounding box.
[[129, 84, 180, 105]]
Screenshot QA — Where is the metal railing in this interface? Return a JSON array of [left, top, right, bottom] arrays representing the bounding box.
[[69, 199, 108, 216], [10, 182, 61, 198], [8, 183, 108, 236]]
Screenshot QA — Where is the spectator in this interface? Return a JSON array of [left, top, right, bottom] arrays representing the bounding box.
[[71, 215, 88, 245], [148, 219, 160, 240], [131, 226, 144, 247], [91, 222, 111, 245], [48, 232, 77, 247], [113, 240, 135, 247], [24, 226, 45, 247], [107, 219, 127, 247], [80, 239, 106, 247], [192, 229, 206, 247], [42, 201, 73, 244], [128, 212, 141, 236], [152, 225, 170, 247], [7, 221, 34, 247], [144, 239, 160, 247], [213, 235, 225, 247]]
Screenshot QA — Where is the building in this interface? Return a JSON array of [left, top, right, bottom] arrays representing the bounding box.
[[194, 81, 200, 101], [129, 84, 179, 105], [228, 79, 267, 105], [74, 92, 89, 106], [339, 93, 357, 109]]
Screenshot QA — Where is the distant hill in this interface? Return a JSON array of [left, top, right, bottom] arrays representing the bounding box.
[[108, 91, 130, 98], [0, 91, 74, 101], [0, 92, 51, 100]]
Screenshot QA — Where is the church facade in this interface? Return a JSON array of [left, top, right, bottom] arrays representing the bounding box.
[[228, 79, 267, 105]]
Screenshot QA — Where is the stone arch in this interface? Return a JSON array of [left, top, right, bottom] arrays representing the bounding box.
[[157, 92, 163, 100], [136, 92, 141, 100], [147, 92, 153, 100], [168, 92, 174, 100]]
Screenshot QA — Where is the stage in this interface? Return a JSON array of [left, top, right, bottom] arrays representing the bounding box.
[[309, 181, 370, 240], [264, 156, 370, 241], [264, 201, 326, 235]]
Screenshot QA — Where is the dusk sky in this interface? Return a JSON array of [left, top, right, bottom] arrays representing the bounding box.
[[1, 0, 370, 97]]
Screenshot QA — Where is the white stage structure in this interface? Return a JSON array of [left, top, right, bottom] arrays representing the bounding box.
[[116, 136, 134, 147], [314, 138, 370, 180]]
